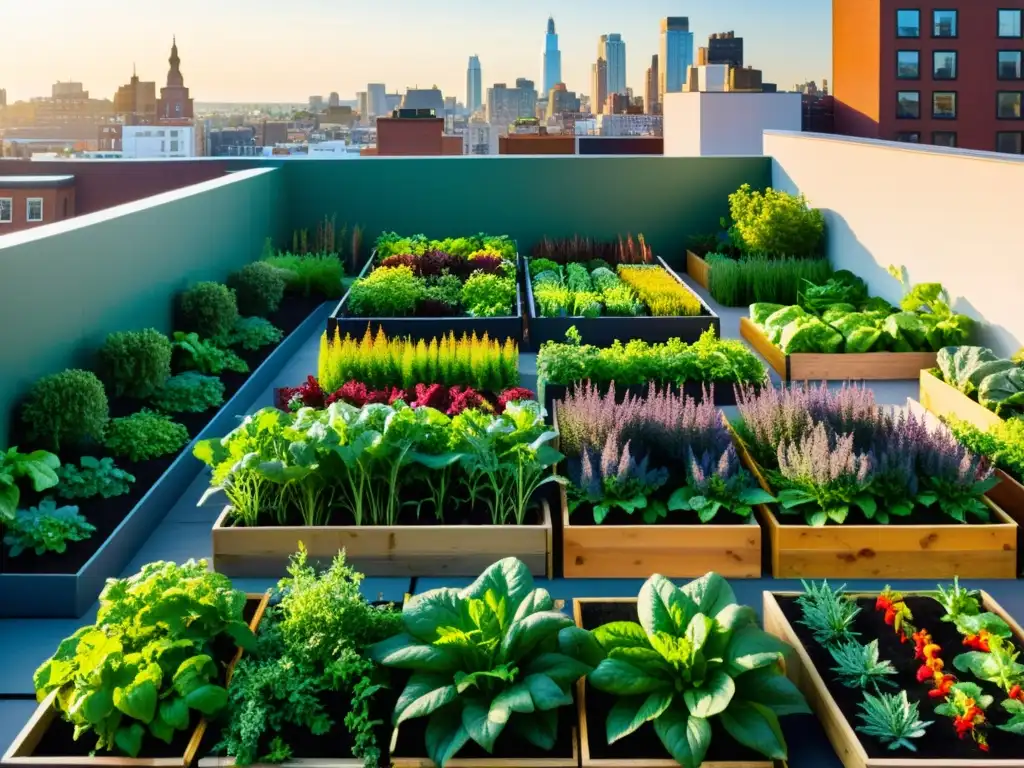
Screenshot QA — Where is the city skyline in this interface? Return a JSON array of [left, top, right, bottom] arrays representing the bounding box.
[[0, 0, 831, 103]]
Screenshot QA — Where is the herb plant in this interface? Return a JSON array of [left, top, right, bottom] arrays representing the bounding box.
[[618, 265, 703, 316], [97, 329, 173, 399], [726, 183, 825, 258], [227, 262, 288, 316], [348, 265, 423, 317], [21, 369, 110, 451], [795, 580, 860, 646], [4, 498, 95, 556], [531, 234, 652, 265], [830, 640, 897, 692], [56, 456, 135, 500], [151, 372, 225, 413], [369, 557, 592, 768], [856, 691, 932, 752], [33, 560, 256, 757], [0, 446, 60, 524], [178, 281, 240, 339], [587, 572, 808, 768], [263, 252, 345, 299], [172, 332, 249, 375], [707, 255, 833, 307], [946, 416, 1024, 485], [213, 316, 284, 351], [105, 410, 190, 462], [461, 272, 516, 317]]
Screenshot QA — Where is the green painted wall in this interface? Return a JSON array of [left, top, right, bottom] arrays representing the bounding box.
[[0, 167, 286, 443], [283, 156, 771, 260]]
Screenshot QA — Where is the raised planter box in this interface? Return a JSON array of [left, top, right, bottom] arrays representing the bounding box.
[[539, 379, 743, 420], [524, 255, 720, 348], [685, 249, 712, 290], [763, 589, 1024, 768], [739, 316, 937, 382], [2, 592, 269, 767], [735, 438, 1018, 579], [326, 252, 524, 344], [573, 597, 777, 768], [212, 500, 554, 579], [0, 304, 333, 619]]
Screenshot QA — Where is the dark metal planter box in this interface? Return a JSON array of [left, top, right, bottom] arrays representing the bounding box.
[[538, 379, 743, 419], [0, 304, 333, 619], [524, 256, 720, 350], [326, 252, 525, 344]]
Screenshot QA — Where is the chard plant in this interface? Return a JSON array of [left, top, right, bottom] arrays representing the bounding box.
[[586, 572, 808, 768], [368, 558, 593, 767]]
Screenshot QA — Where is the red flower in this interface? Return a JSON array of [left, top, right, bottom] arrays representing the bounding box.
[[496, 387, 536, 411], [278, 375, 325, 410], [876, 595, 893, 612], [963, 631, 991, 652], [980, 743, 990, 752], [367, 387, 407, 405], [884, 608, 896, 626], [413, 383, 450, 411], [447, 386, 488, 415], [327, 380, 369, 407], [916, 665, 934, 683], [928, 674, 955, 698], [1010, 685, 1024, 701]]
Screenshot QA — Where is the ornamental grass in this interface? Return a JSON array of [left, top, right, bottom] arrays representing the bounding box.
[[617, 264, 704, 316]]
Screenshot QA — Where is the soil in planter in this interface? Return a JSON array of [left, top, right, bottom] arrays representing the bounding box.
[[2, 295, 326, 576], [28, 597, 260, 759], [577, 601, 767, 763], [777, 594, 1024, 760]]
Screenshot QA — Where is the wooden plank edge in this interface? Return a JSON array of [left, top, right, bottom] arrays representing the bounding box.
[[919, 369, 1007, 433], [738, 317, 787, 379]]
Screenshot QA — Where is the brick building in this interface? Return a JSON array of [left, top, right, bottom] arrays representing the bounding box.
[[0, 176, 76, 234], [835, 1, 1024, 152]]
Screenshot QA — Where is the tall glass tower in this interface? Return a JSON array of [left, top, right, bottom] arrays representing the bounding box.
[[467, 55, 483, 113], [659, 17, 694, 106], [543, 17, 562, 94], [604, 33, 627, 95]]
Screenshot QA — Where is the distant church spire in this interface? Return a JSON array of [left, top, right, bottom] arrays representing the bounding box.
[[166, 36, 183, 87]]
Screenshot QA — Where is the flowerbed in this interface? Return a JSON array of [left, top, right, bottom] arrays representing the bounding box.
[[536, 327, 767, 416], [555, 382, 769, 578], [766, 580, 1024, 764], [732, 383, 1017, 577]]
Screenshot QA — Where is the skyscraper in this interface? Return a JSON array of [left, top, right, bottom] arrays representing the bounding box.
[[467, 55, 483, 114], [591, 58, 607, 115], [368, 83, 387, 118], [659, 17, 694, 106], [645, 55, 660, 115], [604, 33, 627, 95], [543, 17, 562, 94]]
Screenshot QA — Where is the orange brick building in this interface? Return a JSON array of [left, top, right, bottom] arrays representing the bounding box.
[[834, 1, 1024, 152], [0, 176, 76, 234], [366, 116, 463, 156]]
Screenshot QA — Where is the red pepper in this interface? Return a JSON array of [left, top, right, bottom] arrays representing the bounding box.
[[1010, 684, 1024, 701]]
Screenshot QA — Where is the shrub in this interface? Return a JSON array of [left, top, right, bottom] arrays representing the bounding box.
[[151, 372, 225, 413], [263, 253, 344, 299], [22, 369, 109, 452], [179, 282, 239, 338], [618, 265, 703, 316], [708, 256, 834, 307], [461, 273, 515, 317], [104, 409, 190, 462], [56, 456, 135, 500], [4, 499, 95, 557], [528, 257, 560, 276], [347, 266, 422, 317], [727, 183, 825, 258], [227, 262, 288, 316], [419, 273, 463, 316], [213, 316, 284, 351], [96, 329, 173, 399]]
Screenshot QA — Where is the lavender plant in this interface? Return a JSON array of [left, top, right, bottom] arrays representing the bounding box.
[[917, 430, 997, 522]]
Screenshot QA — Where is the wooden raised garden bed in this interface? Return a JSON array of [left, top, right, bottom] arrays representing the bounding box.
[[739, 316, 937, 382], [2, 592, 270, 768], [326, 252, 524, 344], [735, 439, 1018, 579], [573, 598, 777, 768], [763, 589, 1024, 768], [212, 501, 553, 579], [524, 255, 720, 348], [685, 249, 712, 291]]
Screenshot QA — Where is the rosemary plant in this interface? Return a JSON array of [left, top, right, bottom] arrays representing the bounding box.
[[796, 580, 861, 646], [830, 639, 898, 692], [856, 691, 932, 752]]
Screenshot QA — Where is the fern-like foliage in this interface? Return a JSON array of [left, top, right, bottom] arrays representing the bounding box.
[[830, 639, 898, 692], [796, 579, 861, 646], [856, 690, 932, 752]]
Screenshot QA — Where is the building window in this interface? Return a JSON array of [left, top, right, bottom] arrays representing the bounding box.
[[170, 140, 179, 152], [896, 131, 921, 142], [897, 50, 920, 78], [999, 9, 1023, 38], [933, 91, 957, 118], [932, 131, 957, 147], [161, 140, 166, 152], [932, 9, 958, 37], [998, 91, 1023, 118], [897, 9, 921, 37], [999, 51, 1023, 79], [26, 198, 43, 222], [933, 51, 958, 79], [896, 90, 921, 118], [0, 198, 11, 223], [170, 130, 179, 137], [996, 131, 1024, 153]]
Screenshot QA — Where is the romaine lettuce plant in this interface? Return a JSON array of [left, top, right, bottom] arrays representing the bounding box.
[[368, 558, 592, 767], [586, 572, 808, 768]]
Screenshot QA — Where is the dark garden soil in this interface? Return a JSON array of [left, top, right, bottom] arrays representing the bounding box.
[[577, 601, 767, 763], [29, 597, 260, 759], [3, 295, 326, 576], [777, 594, 1024, 760]]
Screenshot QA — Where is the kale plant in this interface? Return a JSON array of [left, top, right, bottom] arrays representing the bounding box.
[[151, 372, 225, 414], [56, 456, 135, 500], [212, 316, 284, 351], [172, 332, 249, 376], [4, 498, 95, 556]]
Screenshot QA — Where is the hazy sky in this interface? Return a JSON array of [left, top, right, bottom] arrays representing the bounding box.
[[1, 0, 831, 103]]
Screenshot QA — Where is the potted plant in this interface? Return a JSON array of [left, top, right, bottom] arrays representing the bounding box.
[[731, 383, 1017, 578], [369, 557, 588, 767], [574, 571, 809, 767], [555, 382, 772, 578]]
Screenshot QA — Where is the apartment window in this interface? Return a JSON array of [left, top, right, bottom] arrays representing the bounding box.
[[0, 198, 11, 223], [896, 90, 921, 118], [999, 51, 1023, 79], [998, 91, 1023, 118], [932, 131, 957, 147], [933, 91, 957, 118], [161, 140, 166, 152], [896, 131, 921, 142], [26, 198, 43, 223], [933, 51, 958, 79], [897, 50, 920, 78], [170, 130, 179, 137], [932, 9, 957, 37], [999, 9, 1023, 38], [996, 131, 1024, 153], [897, 9, 921, 37], [170, 140, 179, 152]]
